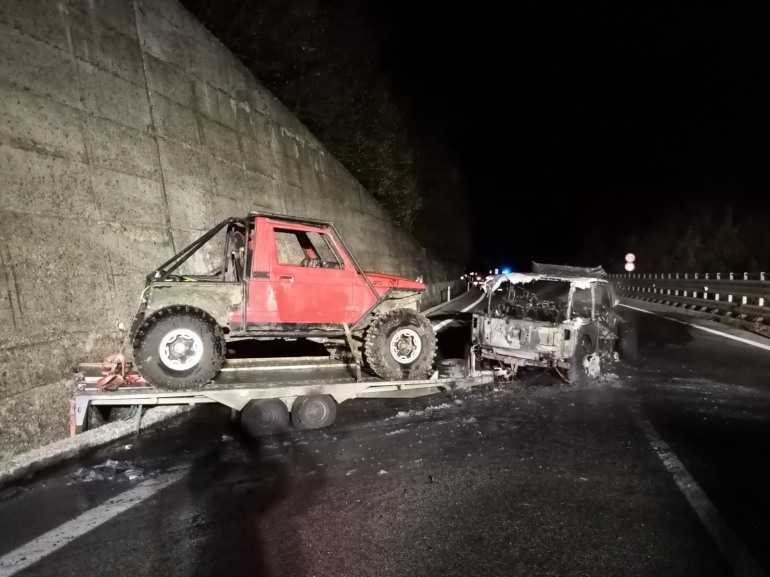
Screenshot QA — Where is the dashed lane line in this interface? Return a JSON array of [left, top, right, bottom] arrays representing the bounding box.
[[620, 303, 770, 352], [638, 419, 767, 577], [0, 470, 187, 577]]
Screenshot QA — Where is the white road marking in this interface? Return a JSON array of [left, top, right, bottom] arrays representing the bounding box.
[[432, 292, 487, 332], [0, 470, 187, 577], [620, 303, 770, 352], [638, 420, 767, 577]]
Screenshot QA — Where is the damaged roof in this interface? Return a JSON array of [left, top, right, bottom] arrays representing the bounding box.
[[483, 270, 608, 294], [531, 262, 607, 279]]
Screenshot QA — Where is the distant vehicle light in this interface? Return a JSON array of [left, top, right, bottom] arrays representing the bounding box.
[[501, 267, 511, 275]]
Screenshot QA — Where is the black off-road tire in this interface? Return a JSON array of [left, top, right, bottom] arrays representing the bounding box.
[[618, 321, 638, 362], [132, 306, 225, 390], [241, 399, 290, 437], [568, 335, 592, 386], [364, 308, 437, 380]]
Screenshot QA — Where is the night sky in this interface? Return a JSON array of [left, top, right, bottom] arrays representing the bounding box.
[[369, 0, 770, 272]]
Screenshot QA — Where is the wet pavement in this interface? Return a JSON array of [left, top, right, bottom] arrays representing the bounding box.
[[2, 293, 770, 576]]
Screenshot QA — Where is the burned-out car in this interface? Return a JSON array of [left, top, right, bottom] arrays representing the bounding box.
[[470, 263, 636, 384]]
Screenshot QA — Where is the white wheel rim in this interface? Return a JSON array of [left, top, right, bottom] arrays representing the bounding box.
[[389, 328, 422, 364], [158, 328, 204, 371]]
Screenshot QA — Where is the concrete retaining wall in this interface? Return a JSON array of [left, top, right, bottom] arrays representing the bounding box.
[[0, 0, 458, 460]]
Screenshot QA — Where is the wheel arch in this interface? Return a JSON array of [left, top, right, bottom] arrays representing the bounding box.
[[577, 323, 599, 352], [135, 304, 222, 339], [142, 282, 242, 329]]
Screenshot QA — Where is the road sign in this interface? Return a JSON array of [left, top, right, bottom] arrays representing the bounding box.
[[624, 262, 635, 272], [625, 253, 636, 263]]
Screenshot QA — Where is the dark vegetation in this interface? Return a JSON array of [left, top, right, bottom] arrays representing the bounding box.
[[182, 0, 470, 264], [580, 204, 770, 274]]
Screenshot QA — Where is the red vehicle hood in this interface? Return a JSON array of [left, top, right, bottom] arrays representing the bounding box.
[[363, 272, 425, 290]]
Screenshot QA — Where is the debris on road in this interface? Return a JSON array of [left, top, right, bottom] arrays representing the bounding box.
[[70, 460, 144, 483]]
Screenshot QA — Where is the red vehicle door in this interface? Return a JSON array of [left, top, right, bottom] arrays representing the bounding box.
[[262, 220, 356, 324]]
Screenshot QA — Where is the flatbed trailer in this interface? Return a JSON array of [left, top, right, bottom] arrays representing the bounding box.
[[73, 356, 495, 436]]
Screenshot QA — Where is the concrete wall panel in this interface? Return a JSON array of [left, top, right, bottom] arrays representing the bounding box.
[[0, 82, 86, 162]]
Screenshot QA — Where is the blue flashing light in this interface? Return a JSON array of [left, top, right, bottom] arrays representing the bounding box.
[[501, 267, 511, 275]]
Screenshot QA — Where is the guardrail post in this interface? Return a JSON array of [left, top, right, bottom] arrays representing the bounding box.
[[675, 290, 679, 296], [684, 273, 689, 279], [668, 273, 671, 279], [675, 273, 679, 279], [760, 297, 765, 307], [705, 272, 709, 280], [684, 290, 688, 297], [744, 272, 749, 281], [717, 272, 721, 280], [728, 294, 733, 303], [667, 289, 671, 295], [729, 272, 734, 280], [715, 293, 720, 301], [694, 273, 698, 279], [762, 272, 766, 282], [742, 295, 748, 305]]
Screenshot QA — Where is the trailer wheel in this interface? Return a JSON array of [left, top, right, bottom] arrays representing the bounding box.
[[241, 399, 289, 437], [364, 308, 436, 380], [133, 306, 224, 390], [291, 395, 337, 430]]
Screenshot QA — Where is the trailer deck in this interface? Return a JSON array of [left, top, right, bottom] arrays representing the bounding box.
[[73, 356, 495, 434]]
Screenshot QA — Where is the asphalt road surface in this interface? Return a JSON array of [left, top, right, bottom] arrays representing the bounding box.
[[2, 291, 770, 577]]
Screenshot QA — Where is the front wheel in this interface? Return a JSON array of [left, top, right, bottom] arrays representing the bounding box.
[[364, 309, 437, 380], [132, 306, 224, 390]]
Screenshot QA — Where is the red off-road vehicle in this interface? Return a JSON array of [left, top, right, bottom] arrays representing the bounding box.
[[129, 213, 436, 389]]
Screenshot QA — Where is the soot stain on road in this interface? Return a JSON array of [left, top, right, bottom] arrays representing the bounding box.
[[180, 431, 327, 577]]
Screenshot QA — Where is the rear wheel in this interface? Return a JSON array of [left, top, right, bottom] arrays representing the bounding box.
[[133, 306, 224, 390], [291, 395, 337, 430], [364, 309, 437, 380], [241, 399, 289, 437]]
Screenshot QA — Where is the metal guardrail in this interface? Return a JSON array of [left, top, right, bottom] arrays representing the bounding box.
[[609, 273, 770, 323]]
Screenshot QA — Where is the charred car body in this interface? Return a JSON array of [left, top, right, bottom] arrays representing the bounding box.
[[471, 263, 636, 383]]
